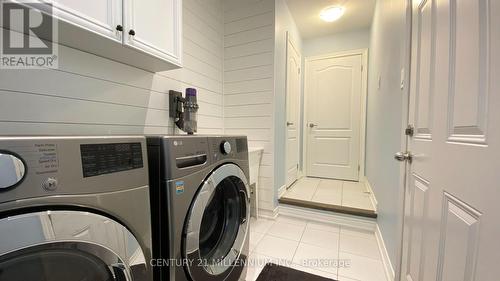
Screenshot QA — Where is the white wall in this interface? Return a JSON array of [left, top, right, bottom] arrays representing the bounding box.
[[0, 0, 224, 135], [223, 0, 276, 216], [274, 0, 302, 200], [303, 29, 371, 57], [365, 0, 408, 269]]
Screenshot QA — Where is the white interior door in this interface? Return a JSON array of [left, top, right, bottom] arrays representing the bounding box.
[[305, 52, 364, 181], [400, 1, 500, 281], [285, 35, 301, 188]]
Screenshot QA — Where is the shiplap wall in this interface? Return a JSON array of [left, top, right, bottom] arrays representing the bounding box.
[[223, 0, 276, 215], [0, 0, 224, 135]]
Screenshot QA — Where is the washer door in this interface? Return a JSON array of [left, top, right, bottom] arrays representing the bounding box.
[[0, 211, 149, 281], [184, 164, 250, 281]]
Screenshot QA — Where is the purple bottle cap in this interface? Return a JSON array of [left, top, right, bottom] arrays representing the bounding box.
[[186, 88, 197, 96]]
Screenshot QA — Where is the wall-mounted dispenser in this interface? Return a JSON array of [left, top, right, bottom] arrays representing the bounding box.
[[169, 88, 199, 135]]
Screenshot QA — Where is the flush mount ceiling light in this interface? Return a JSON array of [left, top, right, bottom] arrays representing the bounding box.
[[320, 6, 345, 22]]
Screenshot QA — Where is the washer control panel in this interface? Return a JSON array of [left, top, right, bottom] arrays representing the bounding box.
[[208, 136, 248, 162], [220, 141, 232, 155], [0, 136, 149, 204], [81, 142, 143, 178]]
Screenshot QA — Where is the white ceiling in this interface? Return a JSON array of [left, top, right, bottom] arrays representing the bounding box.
[[286, 0, 376, 39]]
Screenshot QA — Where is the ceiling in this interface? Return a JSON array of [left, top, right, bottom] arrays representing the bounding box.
[[286, 0, 376, 39]]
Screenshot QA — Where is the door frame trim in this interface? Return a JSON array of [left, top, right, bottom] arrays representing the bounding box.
[[302, 48, 369, 180], [396, 0, 421, 280], [285, 31, 302, 188]]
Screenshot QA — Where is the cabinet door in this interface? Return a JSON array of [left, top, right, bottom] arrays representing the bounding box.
[[123, 0, 182, 65], [37, 0, 123, 42]]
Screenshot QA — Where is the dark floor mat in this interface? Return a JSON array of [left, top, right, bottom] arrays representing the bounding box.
[[256, 263, 336, 281]]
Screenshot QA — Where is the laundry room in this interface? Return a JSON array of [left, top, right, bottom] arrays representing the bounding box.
[[2, 0, 500, 281]]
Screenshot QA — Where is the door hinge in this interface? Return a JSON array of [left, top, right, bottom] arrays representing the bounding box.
[[298, 68, 301, 74], [361, 65, 364, 72], [358, 165, 360, 172], [405, 124, 415, 137]]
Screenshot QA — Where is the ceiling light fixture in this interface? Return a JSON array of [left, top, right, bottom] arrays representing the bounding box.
[[320, 6, 345, 22]]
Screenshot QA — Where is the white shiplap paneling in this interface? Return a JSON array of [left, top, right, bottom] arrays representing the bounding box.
[[223, 0, 276, 214], [0, 0, 224, 136]]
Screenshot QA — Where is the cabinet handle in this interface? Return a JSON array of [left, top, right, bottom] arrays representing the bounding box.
[[116, 25, 123, 31], [128, 29, 136, 36]]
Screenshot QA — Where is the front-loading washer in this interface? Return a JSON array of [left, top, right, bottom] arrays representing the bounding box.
[[147, 135, 250, 281], [0, 136, 153, 281]]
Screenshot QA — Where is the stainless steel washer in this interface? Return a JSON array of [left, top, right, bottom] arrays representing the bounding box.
[[0, 136, 153, 281], [147, 135, 250, 281]]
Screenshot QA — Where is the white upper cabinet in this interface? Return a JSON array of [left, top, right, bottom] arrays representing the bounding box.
[[124, 0, 182, 64], [16, 0, 182, 71], [52, 0, 123, 43]]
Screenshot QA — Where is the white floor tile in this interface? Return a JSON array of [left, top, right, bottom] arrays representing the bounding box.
[[342, 192, 374, 211], [339, 233, 381, 260], [283, 178, 376, 213], [338, 252, 386, 281], [249, 231, 265, 253], [337, 275, 361, 281], [311, 179, 343, 205], [292, 243, 339, 275], [245, 253, 268, 281], [306, 221, 341, 233], [253, 235, 299, 261], [301, 227, 340, 251], [282, 178, 320, 201], [340, 226, 377, 240], [320, 179, 344, 187], [247, 214, 387, 281], [250, 218, 274, 234], [343, 181, 366, 192], [267, 221, 306, 241], [298, 177, 322, 185], [341, 181, 375, 211], [275, 215, 308, 227]]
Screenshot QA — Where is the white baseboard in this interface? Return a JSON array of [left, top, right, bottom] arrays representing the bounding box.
[[279, 204, 376, 231], [363, 177, 378, 211], [258, 206, 280, 220], [375, 224, 395, 281], [278, 184, 286, 199]]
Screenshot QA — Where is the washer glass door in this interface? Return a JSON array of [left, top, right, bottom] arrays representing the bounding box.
[[184, 164, 250, 280], [0, 211, 149, 281], [0, 245, 116, 281]]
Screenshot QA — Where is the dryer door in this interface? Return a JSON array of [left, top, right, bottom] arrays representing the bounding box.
[[184, 164, 250, 281], [0, 210, 149, 281]]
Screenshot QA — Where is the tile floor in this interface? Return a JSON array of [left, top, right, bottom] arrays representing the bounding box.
[[245, 216, 387, 281], [281, 178, 375, 212]]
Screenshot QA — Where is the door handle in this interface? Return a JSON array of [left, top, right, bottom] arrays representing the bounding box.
[[394, 152, 413, 163], [309, 123, 317, 128], [287, 122, 294, 126]]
